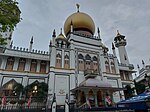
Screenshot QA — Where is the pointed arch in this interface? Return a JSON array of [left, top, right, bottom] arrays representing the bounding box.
[[78, 54, 84, 71], [92, 56, 98, 72], [64, 54, 69, 68], [85, 54, 91, 70], [56, 53, 62, 68], [18, 58, 26, 71], [105, 60, 110, 73], [40, 60, 46, 73], [85, 54, 91, 60], [30, 59, 37, 72], [6, 57, 15, 70], [111, 61, 116, 74]]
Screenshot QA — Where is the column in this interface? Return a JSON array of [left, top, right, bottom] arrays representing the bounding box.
[[99, 51, 105, 78], [36, 60, 41, 72], [114, 57, 120, 74], [94, 91, 98, 107], [0, 75, 3, 86], [22, 76, 28, 87], [46, 61, 49, 73], [24, 59, 31, 72], [0, 56, 7, 69], [48, 72, 55, 95], [62, 50, 64, 68], [13, 57, 19, 70]]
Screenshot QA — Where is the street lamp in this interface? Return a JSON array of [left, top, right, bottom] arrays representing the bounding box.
[[145, 73, 150, 89]]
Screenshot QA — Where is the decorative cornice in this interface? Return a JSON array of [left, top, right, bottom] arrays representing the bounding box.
[[0, 69, 48, 74]]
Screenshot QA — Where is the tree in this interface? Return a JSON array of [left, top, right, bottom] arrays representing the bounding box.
[[0, 0, 21, 32], [13, 83, 24, 98], [134, 82, 145, 95], [124, 85, 134, 99], [36, 82, 48, 101], [0, 36, 7, 45]]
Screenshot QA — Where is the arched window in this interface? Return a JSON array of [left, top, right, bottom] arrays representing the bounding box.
[[111, 62, 116, 74], [105, 61, 110, 73], [78, 54, 84, 71], [6, 57, 15, 70], [64, 54, 69, 68], [78, 54, 84, 59], [92, 56, 98, 72], [30, 59, 37, 72], [56, 53, 62, 68], [18, 58, 26, 71], [40, 61, 46, 73], [85, 54, 91, 70], [85, 54, 91, 60]]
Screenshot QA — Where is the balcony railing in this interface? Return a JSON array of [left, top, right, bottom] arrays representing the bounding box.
[[84, 69, 98, 78], [118, 63, 134, 69]]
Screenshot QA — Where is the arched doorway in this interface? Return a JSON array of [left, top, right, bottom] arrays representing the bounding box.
[[80, 91, 86, 104], [88, 89, 95, 107], [97, 90, 103, 107]]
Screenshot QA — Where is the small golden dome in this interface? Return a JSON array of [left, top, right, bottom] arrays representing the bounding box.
[[64, 11, 95, 36], [56, 33, 66, 40], [56, 29, 67, 41]]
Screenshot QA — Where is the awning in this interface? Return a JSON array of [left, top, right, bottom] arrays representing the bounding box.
[[117, 91, 150, 110]]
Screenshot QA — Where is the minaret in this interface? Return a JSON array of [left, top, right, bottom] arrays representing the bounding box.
[[112, 42, 116, 57], [10, 40, 13, 49], [137, 64, 140, 73], [142, 60, 145, 68], [29, 36, 33, 52], [114, 30, 129, 65], [52, 29, 56, 46], [97, 27, 101, 41]]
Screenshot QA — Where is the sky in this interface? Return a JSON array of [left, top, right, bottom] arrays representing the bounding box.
[[13, 0, 150, 77]]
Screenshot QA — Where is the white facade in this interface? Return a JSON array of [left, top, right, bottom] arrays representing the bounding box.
[[0, 7, 135, 106]]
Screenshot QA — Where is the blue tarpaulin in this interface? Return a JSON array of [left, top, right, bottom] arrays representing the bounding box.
[[117, 91, 150, 110]]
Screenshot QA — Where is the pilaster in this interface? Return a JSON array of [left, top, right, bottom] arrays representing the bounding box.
[[36, 60, 41, 72], [0, 56, 7, 69], [48, 72, 55, 95], [62, 49, 64, 68], [24, 59, 31, 72], [22, 75, 28, 87], [13, 57, 19, 70]]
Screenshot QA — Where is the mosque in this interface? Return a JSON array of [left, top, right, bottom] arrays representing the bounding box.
[[0, 4, 135, 109]]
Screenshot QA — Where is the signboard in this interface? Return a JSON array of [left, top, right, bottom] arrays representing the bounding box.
[[55, 75, 69, 105]]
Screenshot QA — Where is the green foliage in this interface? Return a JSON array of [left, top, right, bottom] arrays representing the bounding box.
[[24, 82, 48, 102], [0, 37, 7, 45], [124, 85, 134, 99], [13, 83, 24, 96], [134, 82, 145, 95], [0, 0, 21, 32]]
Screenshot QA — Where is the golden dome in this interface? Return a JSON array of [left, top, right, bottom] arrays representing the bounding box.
[[64, 11, 95, 36]]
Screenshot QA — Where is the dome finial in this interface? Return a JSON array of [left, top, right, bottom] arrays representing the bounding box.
[[117, 30, 121, 36], [60, 28, 62, 34], [76, 4, 80, 12]]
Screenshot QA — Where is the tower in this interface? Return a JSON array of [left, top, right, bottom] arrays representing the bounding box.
[[114, 30, 129, 65]]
